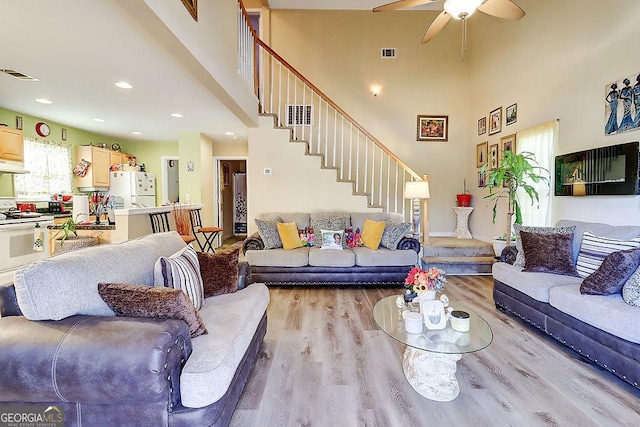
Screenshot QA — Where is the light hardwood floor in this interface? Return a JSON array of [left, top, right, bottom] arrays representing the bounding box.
[[231, 276, 640, 426]]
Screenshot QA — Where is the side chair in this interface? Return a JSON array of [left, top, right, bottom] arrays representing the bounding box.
[[189, 208, 222, 253]]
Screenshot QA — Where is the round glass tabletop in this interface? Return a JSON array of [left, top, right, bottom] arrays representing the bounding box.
[[373, 295, 493, 354]]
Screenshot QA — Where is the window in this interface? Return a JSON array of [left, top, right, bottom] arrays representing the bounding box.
[[516, 120, 558, 226], [14, 138, 72, 200]]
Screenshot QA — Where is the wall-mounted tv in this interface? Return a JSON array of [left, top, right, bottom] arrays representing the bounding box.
[[555, 141, 639, 196]]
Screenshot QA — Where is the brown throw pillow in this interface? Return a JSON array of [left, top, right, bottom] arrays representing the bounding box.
[[580, 248, 640, 295], [520, 231, 579, 277], [197, 248, 240, 298], [98, 283, 207, 338]]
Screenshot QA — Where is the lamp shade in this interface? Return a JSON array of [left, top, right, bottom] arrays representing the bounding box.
[[404, 181, 430, 199]]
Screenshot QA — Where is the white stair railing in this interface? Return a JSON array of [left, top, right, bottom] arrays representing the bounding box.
[[237, 1, 424, 222]]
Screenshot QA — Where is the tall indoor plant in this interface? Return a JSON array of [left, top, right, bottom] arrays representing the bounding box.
[[481, 150, 549, 246]]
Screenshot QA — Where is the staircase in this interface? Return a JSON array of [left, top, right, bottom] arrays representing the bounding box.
[[422, 238, 495, 275], [237, 3, 422, 223]]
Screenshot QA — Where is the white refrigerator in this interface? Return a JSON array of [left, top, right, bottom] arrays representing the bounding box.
[[109, 171, 156, 208]]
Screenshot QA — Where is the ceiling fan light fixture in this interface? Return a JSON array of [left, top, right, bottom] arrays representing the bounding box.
[[444, 0, 484, 20]]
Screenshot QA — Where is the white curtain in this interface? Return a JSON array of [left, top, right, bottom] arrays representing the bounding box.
[[14, 138, 72, 198], [516, 120, 558, 226]]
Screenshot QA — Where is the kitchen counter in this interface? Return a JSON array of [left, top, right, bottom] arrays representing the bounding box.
[[47, 223, 115, 231], [112, 204, 202, 244]]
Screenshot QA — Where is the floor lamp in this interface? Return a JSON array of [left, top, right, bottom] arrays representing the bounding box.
[[404, 178, 430, 245]]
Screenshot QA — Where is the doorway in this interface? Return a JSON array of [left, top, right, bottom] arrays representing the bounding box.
[[215, 157, 247, 246], [161, 156, 180, 204]]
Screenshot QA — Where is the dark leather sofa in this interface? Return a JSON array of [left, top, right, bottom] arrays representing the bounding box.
[[494, 241, 640, 392], [0, 254, 267, 427]]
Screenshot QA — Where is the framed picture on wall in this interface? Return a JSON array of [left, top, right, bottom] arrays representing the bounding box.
[[417, 115, 448, 142], [489, 143, 499, 169], [489, 107, 502, 135], [16, 116, 23, 130], [478, 117, 486, 135], [500, 133, 516, 156], [476, 141, 488, 168], [506, 103, 517, 126], [478, 171, 486, 187]]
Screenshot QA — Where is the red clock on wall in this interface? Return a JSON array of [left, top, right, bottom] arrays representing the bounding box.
[[35, 122, 51, 137]]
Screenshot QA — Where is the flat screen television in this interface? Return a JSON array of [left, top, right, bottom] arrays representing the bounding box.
[[555, 141, 639, 196]]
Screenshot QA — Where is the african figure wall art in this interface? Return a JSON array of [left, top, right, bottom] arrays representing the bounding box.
[[605, 72, 640, 135]]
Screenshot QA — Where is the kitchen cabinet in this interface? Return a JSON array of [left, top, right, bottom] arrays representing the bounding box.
[[0, 127, 24, 162], [74, 146, 111, 188], [109, 150, 133, 167]]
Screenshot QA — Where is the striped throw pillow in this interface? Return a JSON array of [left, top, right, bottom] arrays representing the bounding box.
[[576, 231, 640, 278], [159, 245, 205, 310]]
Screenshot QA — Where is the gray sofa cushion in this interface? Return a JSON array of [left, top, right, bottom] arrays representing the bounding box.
[[308, 247, 356, 267], [574, 231, 640, 278], [556, 220, 640, 264], [245, 247, 309, 267], [14, 232, 186, 321], [180, 283, 270, 408], [259, 212, 310, 229], [622, 266, 640, 307], [352, 247, 418, 267], [549, 284, 640, 344], [350, 212, 402, 233], [255, 218, 283, 249], [380, 221, 411, 250], [492, 262, 582, 303]]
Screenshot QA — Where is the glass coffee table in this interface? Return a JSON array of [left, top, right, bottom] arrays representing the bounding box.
[[373, 295, 493, 401]]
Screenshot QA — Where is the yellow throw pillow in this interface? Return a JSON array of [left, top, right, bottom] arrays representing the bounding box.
[[277, 222, 304, 250], [361, 218, 385, 250]]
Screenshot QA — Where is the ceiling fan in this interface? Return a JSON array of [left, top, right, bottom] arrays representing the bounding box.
[[373, 0, 525, 60]]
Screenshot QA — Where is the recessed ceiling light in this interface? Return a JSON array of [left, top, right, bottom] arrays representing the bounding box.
[[34, 98, 53, 104], [171, 113, 183, 118], [93, 118, 106, 123], [225, 131, 234, 136], [131, 131, 142, 135], [115, 81, 133, 89]]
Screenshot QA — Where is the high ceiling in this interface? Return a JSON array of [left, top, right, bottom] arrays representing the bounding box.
[[0, 1, 250, 144], [0, 1, 439, 145]]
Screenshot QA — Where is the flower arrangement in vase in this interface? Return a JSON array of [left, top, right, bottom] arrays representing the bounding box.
[[405, 266, 448, 330], [405, 266, 447, 300]]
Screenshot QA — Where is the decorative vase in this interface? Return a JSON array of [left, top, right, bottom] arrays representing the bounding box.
[[418, 290, 436, 318], [417, 290, 436, 302]]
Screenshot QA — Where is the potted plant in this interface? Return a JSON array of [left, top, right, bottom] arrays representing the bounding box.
[[456, 179, 472, 207], [492, 233, 517, 257], [53, 215, 100, 254], [481, 150, 549, 246]]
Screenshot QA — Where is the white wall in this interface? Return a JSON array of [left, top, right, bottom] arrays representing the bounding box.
[[267, 10, 472, 235], [248, 116, 378, 234], [124, 0, 258, 127], [467, 0, 640, 240]]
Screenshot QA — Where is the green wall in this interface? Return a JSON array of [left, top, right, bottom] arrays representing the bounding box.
[[0, 107, 176, 200]]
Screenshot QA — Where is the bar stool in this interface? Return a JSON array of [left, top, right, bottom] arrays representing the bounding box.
[[189, 208, 222, 253], [149, 211, 196, 245]]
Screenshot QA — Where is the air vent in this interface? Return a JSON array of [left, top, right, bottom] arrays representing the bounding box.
[[0, 69, 39, 81], [381, 48, 396, 58], [286, 105, 313, 126]]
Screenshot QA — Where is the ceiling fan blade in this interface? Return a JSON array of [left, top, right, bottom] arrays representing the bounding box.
[[373, 0, 435, 13], [477, 0, 525, 20], [421, 11, 451, 44]]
